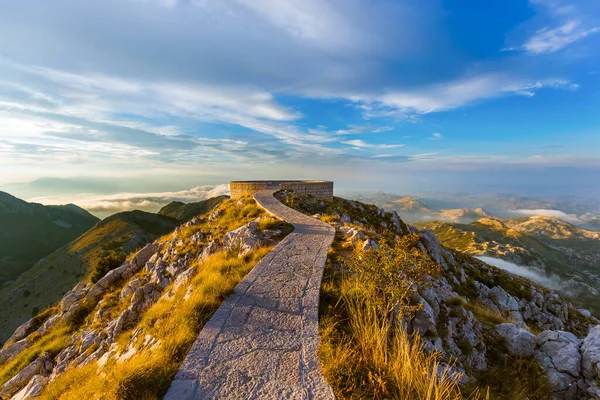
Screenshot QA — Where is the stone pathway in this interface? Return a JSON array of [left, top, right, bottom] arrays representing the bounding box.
[[165, 190, 335, 400]]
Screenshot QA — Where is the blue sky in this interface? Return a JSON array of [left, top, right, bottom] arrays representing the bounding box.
[[1, 0, 599, 199]]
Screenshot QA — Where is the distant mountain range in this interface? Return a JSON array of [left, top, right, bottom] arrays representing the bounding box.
[[348, 191, 600, 230], [416, 215, 600, 315], [0, 191, 99, 287]]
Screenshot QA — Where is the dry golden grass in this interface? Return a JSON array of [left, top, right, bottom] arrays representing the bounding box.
[[40, 247, 272, 400], [0, 326, 71, 387], [320, 278, 471, 400]]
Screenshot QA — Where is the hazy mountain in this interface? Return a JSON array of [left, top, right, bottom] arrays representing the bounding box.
[[439, 207, 490, 222], [0, 191, 99, 286], [158, 195, 228, 221], [416, 216, 600, 314], [0, 209, 177, 344]]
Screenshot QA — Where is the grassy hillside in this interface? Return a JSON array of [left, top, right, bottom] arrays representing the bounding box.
[[0, 195, 292, 399], [0, 210, 177, 344], [158, 195, 228, 221], [0, 191, 99, 286]]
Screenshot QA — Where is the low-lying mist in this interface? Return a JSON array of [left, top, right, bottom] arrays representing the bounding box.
[[476, 256, 568, 293]]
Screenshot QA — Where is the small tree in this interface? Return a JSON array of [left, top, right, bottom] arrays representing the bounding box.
[[91, 253, 126, 283], [345, 233, 441, 326]]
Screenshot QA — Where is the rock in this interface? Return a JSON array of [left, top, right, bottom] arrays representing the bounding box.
[[579, 309, 593, 318], [190, 231, 205, 243], [0, 339, 30, 365], [4, 317, 38, 345], [419, 230, 454, 269], [131, 243, 159, 269], [488, 286, 519, 312], [581, 325, 600, 380], [361, 239, 379, 251], [344, 228, 364, 245], [11, 375, 47, 400], [340, 214, 351, 223], [121, 277, 146, 300], [61, 300, 84, 322], [0, 353, 52, 399], [411, 297, 436, 335], [36, 314, 61, 336], [496, 323, 536, 357], [86, 264, 130, 303], [199, 239, 221, 262], [79, 330, 100, 353], [173, 267, 196, 292], [208, 210, 223, 221], [223, 222, 260, 256], [535, 330, 583, 396], [60, 290, 87, 311]]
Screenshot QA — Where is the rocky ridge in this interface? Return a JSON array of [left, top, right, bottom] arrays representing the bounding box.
[[277, 192, 600, 399], [0, 198, 290, 399]]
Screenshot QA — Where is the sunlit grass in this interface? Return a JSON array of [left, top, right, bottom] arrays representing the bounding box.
[[39, 247, 272, 400], [320, 278, 469, 400]]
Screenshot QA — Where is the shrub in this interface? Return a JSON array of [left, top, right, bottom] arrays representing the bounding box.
[[91, 253, 126, 283], [345, 233, 441, 326]]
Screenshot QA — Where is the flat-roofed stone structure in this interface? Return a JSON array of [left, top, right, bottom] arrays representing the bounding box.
[[230, 180, 333, 200]]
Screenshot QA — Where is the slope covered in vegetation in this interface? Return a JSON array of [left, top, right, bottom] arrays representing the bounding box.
[[0, 196, 292, 399], [0, 191, 99, 287], [416, 216, 600, 314], [276, 192, 599, 400], [157, 195, 228, 222], [0, 211, 178, 345]]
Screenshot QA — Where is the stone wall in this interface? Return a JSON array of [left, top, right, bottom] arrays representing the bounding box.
[[230, 180, 333, 200]]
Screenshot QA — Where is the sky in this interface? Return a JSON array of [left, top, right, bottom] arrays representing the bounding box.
[[1, 0, 600, 204]]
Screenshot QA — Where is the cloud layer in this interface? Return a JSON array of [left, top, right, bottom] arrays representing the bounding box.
[[477, 256, 566, 292], [30, 184, 230, 218]]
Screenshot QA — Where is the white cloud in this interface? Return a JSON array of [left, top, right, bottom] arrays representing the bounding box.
[[507, 1, 600, 55], [510, 209, 580, 223], [523, 20, 600, 54], [476, 256, 566, 292], [30, 184, 230, 218], [342, 139, 404, 149], [353, 74, 577, 115], [428, 132, 443, 140]]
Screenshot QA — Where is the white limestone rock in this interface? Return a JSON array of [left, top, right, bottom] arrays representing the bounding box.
[[581, 325, 600, 380], [495, 323, 536, 357]]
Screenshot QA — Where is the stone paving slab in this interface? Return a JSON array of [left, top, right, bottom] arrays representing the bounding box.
[[165, 190, 335, 400]]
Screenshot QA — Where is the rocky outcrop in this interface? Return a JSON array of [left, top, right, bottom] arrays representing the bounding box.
[[0, 209, 287, 397], [496, 323, 536, 357], [11, 375, 47, 400], [0, 353, 52, 399], [222, 221, 261, 256]]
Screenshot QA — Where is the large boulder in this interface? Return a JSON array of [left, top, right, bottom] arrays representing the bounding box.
[[581, 325, 600, 381], [495, 323, 536, 357], [535, 330, 582, 397]]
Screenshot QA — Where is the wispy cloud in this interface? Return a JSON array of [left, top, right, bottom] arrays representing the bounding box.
[[428, 132, 443, 140], [506, 0, 600, 55], [352, 74, 577, 116], [522, 20, 600, 54], [342, 139, 404, 149]]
